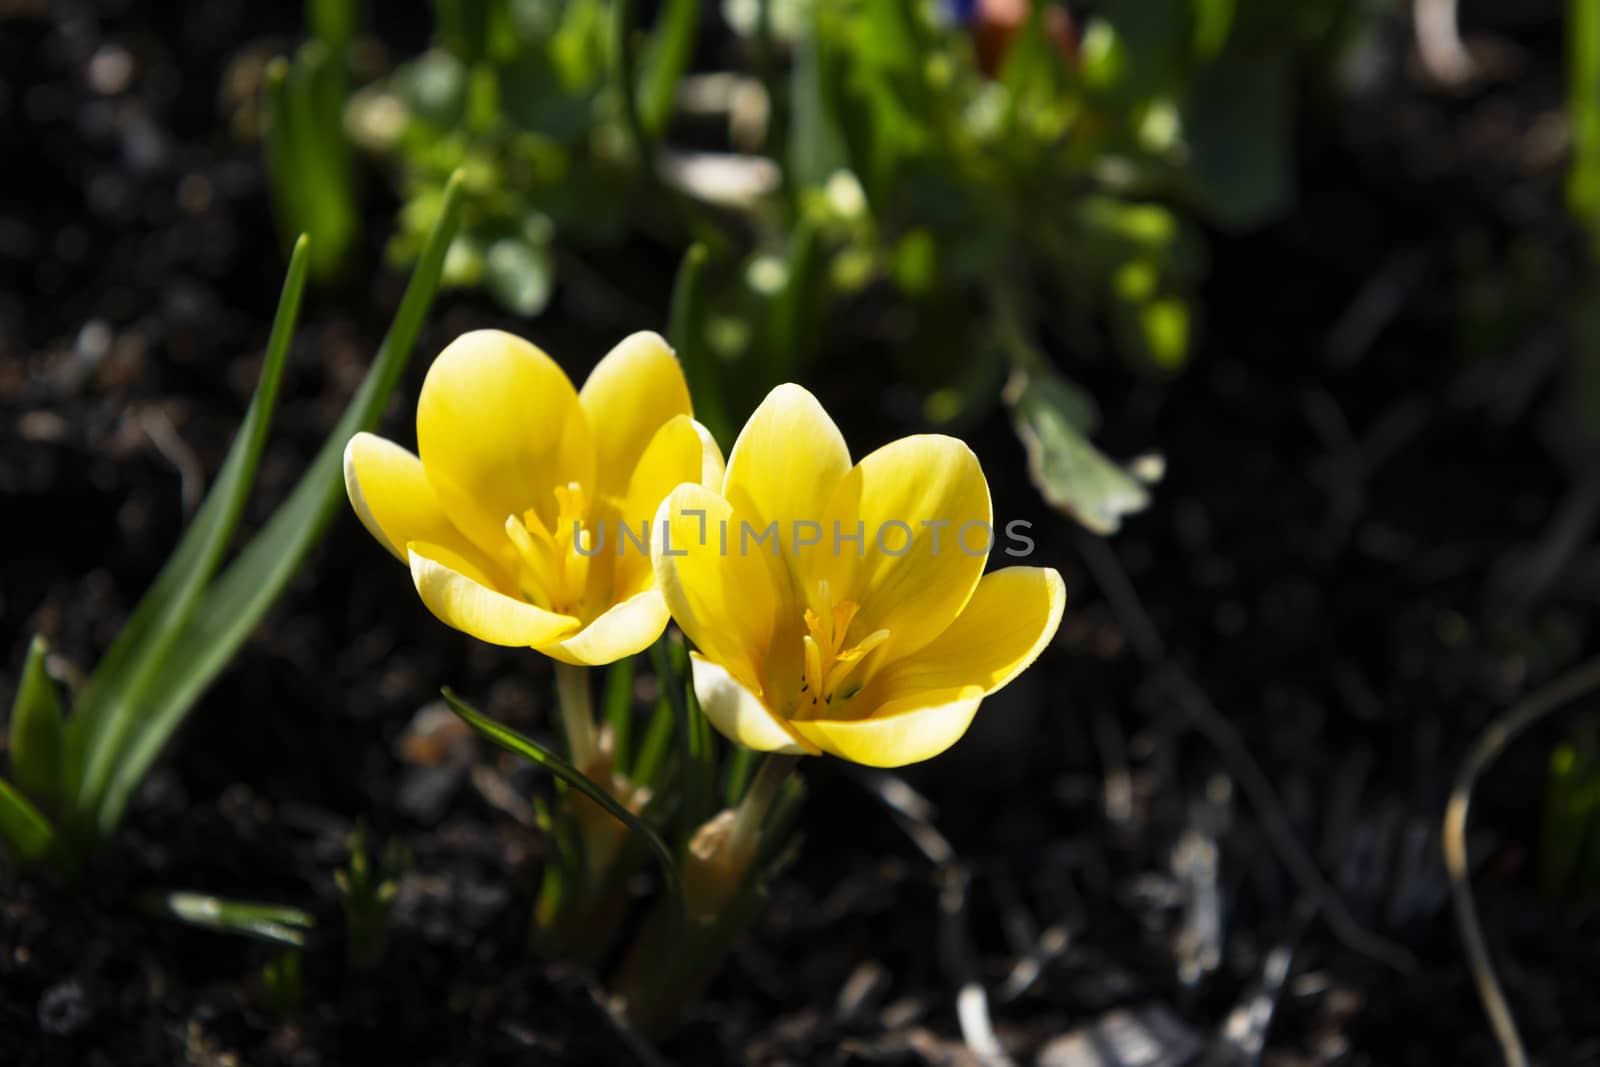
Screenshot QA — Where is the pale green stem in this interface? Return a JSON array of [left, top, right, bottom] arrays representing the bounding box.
[[729, 753, 798, 861], [553, 662, 598, 772]]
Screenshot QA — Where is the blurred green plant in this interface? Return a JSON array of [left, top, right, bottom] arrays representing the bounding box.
[[340, 0, 702, 317], [0, 175, 467, 878], [270, 0, 1370, 529], [266, 0, 363, 282], [263, 949, 307, 1020], [337, 822, 409, 971], [141, 889, 316, 947], [442, 629, 803, 1034], [1541, 720, 1600, 904]]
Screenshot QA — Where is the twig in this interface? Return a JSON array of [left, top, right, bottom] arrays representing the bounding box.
[[1075, 533, 1416, 972], [1443, 655, 1600, 1067], [138, 407, 204, 516], [1414, 0, 1475, 86], [857, 770, 1014, 1066]]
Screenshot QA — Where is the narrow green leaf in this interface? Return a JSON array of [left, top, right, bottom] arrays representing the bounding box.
[[142, 890, 314, 947], [68, 236, 312, 826], [631, 691, 675, 788], [611, 0, 652, 172], [264, 59, 309, 259], [90, 174, 467, 837], [442, 688, 681, 904], [765, 217, 823, 383], [653, 633, 715, 838], [602, 654, 635, 773], [0, 776, 55, 866], [722, 743, 754, 807], [309, 0, 358, 51], [1570, 0, 1600, 250], [287, 42, 358, 280], [637, 0, 698, 135], [9, 636, 66, 814], [667, 243, 731, 446], [787, 18, 848, 194]]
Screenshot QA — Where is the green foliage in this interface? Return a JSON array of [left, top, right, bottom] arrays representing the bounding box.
[[143, 890, 315, 947], [337, 823, 409, 971], [271, 0, 1370, 527], [263, 950, 306, 1020], [1541, 721, 1600, 905], [443, 687, 683, 904], [266, 1, 362, 282], [0, 174, 466, 876]]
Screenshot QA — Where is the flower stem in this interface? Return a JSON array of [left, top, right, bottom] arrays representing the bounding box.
[[553, 662, 598, 772], [730, 752, 798, 859]]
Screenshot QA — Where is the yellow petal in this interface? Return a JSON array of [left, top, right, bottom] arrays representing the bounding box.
[[692, 419, 726, 489], [613, 415, 708, 598], [579, 331, 692, 501], [344, 432, 479, 566], [722, 384, 850, 579], [408, 541, 579, 648], [789, 689, 984, 768], [690, 654, 817, 755], [809, 434, 991, 660], [863, 567, 1065, 705], [547, 589, 671, 666], [416, 330, 593, 557], [652, 483, 783, 694]]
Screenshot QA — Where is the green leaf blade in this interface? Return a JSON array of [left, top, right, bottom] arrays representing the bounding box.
[[68, 235, 313, 828], [637, 0, 699, 135], [91, 172, 467, 837], [442, 688, 681, 907], [143, 890, 314, 947], [0, 777, 55, 867], [9, 636, 66, 814]]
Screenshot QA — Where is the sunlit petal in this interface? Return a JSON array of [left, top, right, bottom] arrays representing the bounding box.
[[416, 330, 594, 557], [809, 434, 991, 660], [863, 567, 1065, 706], [579, 331, 692, 501], [547, 589, 671, 666], [722, 384, 850, 583], [408, 541, 579, 648], [690, 654, 816, 755], [692, 419, 726, 489], [344, 432, 489, 573], [652, 484, 784, 694], [612, 415, 709, 598], [789, 689, 984, 768]]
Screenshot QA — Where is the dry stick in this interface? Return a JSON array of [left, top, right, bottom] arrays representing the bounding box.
[[1443, 655, 1600, 1067], [857, 770, 1015, 1067], [1413, 0, 1475, 86], [1074, 533, 1417, 972]]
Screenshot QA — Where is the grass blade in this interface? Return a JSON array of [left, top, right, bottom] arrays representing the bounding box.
[[652, 634, 715, 840], [9, 636, 66, 814], [637, 0, 699, 135], [91, 173, 467, 837], [602, 654, 635, 773], [68, 235, 312, 828], [0, 777, 55, 867], [667, 243, 731, 447], [142, 890, 314, 947], [631, 692, 675, 788], [722, 744, 754, 807], [442, 688, 681, 905]]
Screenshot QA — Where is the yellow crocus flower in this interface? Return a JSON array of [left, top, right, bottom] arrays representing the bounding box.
[[652, 384, 1065, 768], [344, 329, 723, 666]]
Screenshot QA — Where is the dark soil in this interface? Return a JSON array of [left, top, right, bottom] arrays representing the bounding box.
[[4, 2, 1599, 1065]]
